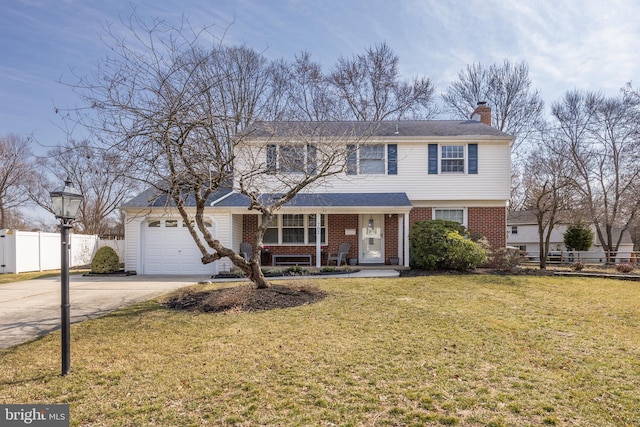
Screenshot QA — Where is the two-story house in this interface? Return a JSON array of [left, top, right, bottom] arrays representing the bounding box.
[[121, 105, 513, 275]]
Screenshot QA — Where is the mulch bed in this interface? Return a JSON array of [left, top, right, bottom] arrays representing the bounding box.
[[162, 284, 327, 313]]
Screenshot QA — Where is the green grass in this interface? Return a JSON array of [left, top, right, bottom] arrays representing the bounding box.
[[1, 275, 640, 426], [0, 270, 89, 285]]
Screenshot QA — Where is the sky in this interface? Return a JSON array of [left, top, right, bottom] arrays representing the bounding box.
[[1, 0, 640, 153]]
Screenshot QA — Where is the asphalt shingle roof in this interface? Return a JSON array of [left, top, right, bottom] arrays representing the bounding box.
[[213, 192, 412, 208], [121, 187, 233, 208], [247, 120, 513, 139]]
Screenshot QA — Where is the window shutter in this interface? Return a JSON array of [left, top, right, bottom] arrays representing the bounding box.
[[307, 144, 317, 175], [468, 143, 478, 174], [346, 144, 357, 175], [428, 144, 438, 174], [387, 144, 397, 175], [266, 144, 277, 173]]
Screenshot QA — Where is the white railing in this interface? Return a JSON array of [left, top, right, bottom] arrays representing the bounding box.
[[518, 250, 637, 264]]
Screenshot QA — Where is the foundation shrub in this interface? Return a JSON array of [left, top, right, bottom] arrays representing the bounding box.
[[91, 246, 120, 274], [410, 220, 488, 271]]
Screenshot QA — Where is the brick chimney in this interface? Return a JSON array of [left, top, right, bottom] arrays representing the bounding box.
[[470, 101, 491, 126]]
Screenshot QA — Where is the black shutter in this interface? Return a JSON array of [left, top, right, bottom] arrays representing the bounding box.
[[346, 144, 357, 175], [266, 144, 277, 173], [387, 144, 397, 175], [468, 143, 478, 174], [307, 144, 317, 175], [428, 144, 438, 174]]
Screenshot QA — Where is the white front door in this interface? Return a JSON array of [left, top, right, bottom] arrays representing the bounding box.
[[359, 214, 384, 263]]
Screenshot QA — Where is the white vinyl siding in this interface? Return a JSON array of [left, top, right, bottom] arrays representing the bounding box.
[[311, 141, 511, 201]]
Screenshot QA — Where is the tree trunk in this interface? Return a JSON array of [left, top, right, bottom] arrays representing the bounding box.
[[0, 201, 5, 229], [247, 260, 270, 289]]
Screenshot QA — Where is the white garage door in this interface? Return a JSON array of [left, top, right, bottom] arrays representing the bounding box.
[[143, 219, 218, 275]]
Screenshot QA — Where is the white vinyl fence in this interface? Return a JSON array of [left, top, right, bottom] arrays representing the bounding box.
[[0, 229, 124, 274]]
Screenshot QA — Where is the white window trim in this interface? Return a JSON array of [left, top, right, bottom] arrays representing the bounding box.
[[439, 144, 466, 174], [262, 214, 327, 245], [432, 208, 468, 227]]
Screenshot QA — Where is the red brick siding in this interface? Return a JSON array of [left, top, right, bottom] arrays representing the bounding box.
[[327, 214, 358, 260], [409, 207, 432, 224], [467, 207, 506, 250], [384, 214, 399, 263]]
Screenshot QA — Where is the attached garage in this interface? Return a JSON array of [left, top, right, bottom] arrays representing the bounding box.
[[141, 218, 218, 275]]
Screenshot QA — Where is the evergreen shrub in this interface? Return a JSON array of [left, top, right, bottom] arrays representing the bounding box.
[[91, 246, 120, 274], [409, 220, 488, 271]]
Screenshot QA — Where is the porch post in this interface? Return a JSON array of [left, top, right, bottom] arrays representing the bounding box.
[[404, 212, 410, 267], [397, 215, 403, 263], [315, 213, 321, 268]]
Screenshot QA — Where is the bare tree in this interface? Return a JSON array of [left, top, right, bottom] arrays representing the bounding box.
[[551, 89, 640, 263], [521, 130, 574, 269], [0, 133, 38, 229], [442, 60, 544, 153], [274, 51, 337, 121], [71, 14, 378, 288], [31, 139, 138, 236], [329, 42, 437, 121]]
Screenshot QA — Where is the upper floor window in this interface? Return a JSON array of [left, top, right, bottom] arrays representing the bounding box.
[[359, 145, 385, 174], [428, 143, 478, 175], [441, 145, 465, 173], [347, 144, 397, 175], [511, 226, 518, 235], [267, 144, 317, 174]]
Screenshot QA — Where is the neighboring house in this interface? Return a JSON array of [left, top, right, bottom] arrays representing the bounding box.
[[507, 210, 635, 263], [121, 105, 513, 275]]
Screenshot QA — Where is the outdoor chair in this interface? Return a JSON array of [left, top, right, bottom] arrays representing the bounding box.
[[327, 242, 350, 266], [240, 242, 253, 260]]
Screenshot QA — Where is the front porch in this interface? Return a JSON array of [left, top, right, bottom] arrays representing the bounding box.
[[237, 212, 411, 268]]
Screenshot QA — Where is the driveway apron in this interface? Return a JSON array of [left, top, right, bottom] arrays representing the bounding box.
[[0, 274, 206, 349]]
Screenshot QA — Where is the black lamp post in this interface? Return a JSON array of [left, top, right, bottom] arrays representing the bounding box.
[[50, 179, 83, 376]]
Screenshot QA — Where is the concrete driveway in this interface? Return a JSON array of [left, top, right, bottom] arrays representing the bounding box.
[[0, 274, 208, 350]]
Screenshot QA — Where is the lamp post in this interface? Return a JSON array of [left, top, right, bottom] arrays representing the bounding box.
[[50, 179, 83, 376]]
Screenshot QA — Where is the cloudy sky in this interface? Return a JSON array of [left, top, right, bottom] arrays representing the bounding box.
[[1, 0, 639, 151]]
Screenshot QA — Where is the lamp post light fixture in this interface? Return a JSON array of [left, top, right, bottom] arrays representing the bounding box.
[[49, 179, 83, 376]]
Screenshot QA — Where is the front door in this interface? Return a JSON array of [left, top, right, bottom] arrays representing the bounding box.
[[360, 214, 384, 263]]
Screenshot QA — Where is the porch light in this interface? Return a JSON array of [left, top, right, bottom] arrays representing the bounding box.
[[49, 179, 84, 376]]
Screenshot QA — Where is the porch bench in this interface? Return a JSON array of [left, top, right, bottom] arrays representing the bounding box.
[[272, 254, 313, 266]]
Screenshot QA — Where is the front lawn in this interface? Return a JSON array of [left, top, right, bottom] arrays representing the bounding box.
[[1, 275, 639, 426]]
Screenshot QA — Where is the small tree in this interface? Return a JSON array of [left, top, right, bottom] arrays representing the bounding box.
[[564, 223, 594, 251], [409, 220, 487, 271]]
